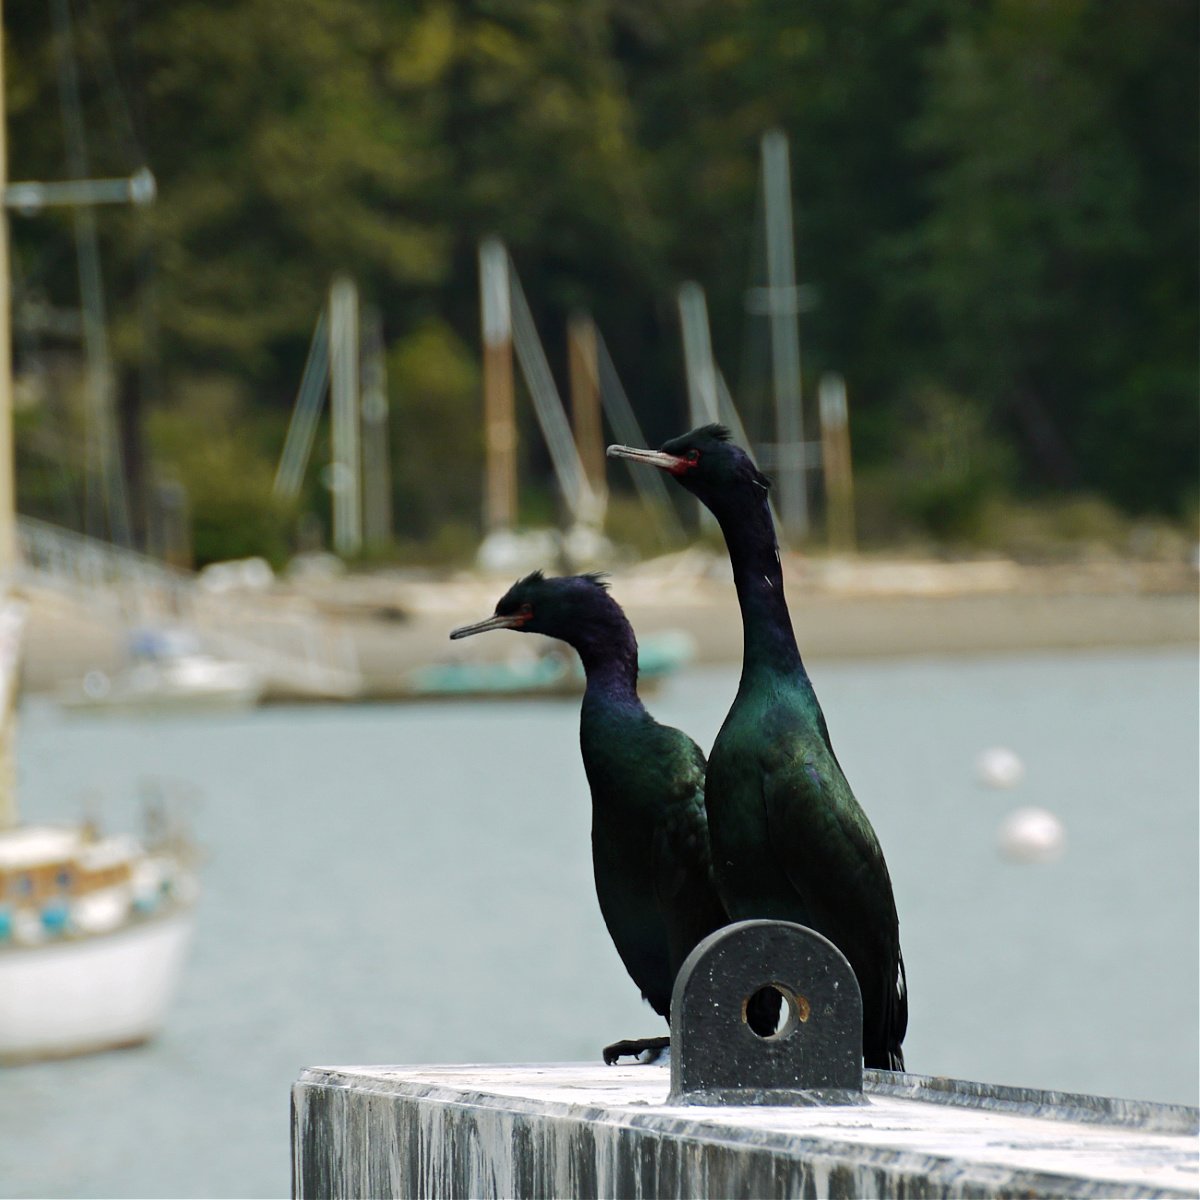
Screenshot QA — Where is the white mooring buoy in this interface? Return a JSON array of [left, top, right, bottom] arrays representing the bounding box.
[[997, 806, 1066, 864], [976, 746, 1025, 789]]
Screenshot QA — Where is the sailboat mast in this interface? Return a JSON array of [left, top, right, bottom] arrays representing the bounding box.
[[762, 129, 808, 540], [51, 0, 131, 549], [0, 0, 19, 829], [0, 3, 15, 579]]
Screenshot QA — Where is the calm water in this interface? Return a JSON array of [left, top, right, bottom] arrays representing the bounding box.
[[1, 648, 1197, 1198]]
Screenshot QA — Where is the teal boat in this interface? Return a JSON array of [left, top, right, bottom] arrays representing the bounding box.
[[405, 630, 695, 700]]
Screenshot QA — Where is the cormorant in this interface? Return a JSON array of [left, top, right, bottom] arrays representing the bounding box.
[[451, 571, 763, 1063], [608, 426, 908, 1070]]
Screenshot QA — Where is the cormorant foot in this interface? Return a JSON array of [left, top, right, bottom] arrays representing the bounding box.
[[602, 1036, 670, 1065]]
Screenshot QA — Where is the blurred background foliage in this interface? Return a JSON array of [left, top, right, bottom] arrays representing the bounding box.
[[4, 0, 1196, 565]]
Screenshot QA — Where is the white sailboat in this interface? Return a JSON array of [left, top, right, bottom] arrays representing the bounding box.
[[0, 10, 198, 1063], [0, 808, 198, 1063], [58, 625, 264, 716]]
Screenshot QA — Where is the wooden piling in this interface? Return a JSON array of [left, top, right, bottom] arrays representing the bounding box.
[[568, 313, 607, 521], [479, 239, 517, 532], [819, 372, 856, 553]]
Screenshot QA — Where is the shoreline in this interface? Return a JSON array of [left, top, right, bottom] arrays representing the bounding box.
[[18, 555, 1197, 699]]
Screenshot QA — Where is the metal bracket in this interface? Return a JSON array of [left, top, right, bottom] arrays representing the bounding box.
[[668, 919, 866, 1106]]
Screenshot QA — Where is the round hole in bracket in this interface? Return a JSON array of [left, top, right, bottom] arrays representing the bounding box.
[[743, 983, 804, 1039]]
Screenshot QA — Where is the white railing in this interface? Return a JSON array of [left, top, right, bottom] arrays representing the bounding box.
[[16, 517, 363, 701], [18, 515, 189, 619]]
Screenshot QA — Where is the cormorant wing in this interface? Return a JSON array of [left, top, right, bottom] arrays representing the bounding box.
[[759, 741, 908, 1063], [651, 734, 728, 974], [762, 748, 893, 911]]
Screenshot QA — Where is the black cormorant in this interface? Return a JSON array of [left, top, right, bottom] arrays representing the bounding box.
[[609, 426, 907, 1070], [451, 571, 764, 1063]]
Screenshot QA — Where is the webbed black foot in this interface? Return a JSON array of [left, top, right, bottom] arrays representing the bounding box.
[[602, 1036, 670, 1065]]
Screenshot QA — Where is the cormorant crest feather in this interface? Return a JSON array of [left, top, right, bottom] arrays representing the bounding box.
[[512, 569, 609, 592], [696, 423, 732, 442]]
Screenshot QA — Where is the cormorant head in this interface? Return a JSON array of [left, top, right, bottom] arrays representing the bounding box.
[[449, 571, 621, 644], [607, 424, 770, 515]]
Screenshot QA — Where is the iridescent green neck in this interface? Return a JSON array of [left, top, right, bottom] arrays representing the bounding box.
[[714, 490, 804, 679], [566, 607, 643, 711]]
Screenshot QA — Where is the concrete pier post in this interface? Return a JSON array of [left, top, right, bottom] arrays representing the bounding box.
[[292, 1062, 1198, 1200]]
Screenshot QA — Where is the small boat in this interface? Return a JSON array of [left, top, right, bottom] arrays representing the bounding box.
[[58, 626, 264, 716], [404, 629, 696, 701], [406, 645, 578, 699], [0, 810, 198, 1063]]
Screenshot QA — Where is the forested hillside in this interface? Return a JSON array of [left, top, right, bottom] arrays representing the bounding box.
[[6, 0, 1196, 563]]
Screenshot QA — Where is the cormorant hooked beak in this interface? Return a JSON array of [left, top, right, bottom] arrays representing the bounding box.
[[449, 613, 527, 640], [606, 444, 686, 472]]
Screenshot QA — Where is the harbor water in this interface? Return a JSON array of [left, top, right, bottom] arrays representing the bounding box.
[[1, 647, 1197, 1198]]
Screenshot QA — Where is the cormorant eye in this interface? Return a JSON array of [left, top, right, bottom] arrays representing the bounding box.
[[519, 603, 533, 618], [685, 449, 701, 464]]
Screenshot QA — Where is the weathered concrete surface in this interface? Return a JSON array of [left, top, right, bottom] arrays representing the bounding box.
[[291, 1063, 1199, 1199]]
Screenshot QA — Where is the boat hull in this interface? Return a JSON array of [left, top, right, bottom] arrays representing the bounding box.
[[59, 682, 262, 717], [0, 907, 195, 1063], [58, 656, 264, 716]]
